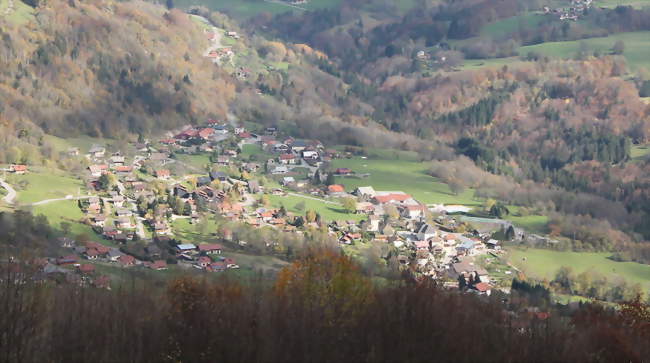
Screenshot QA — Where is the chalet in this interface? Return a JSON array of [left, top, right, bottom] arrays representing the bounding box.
[[472, 282, 492, 296], [116, 217, 133, 229], [112, 195, 125, 207], [107, 249, 124, 262], [155, 169, 171, 180], [198, 128, 215, 139], [290, 140, 307, 152], [176, 243, 197, 253], [414, 240, 430, 251], [209, 261, 227, 272], [335, 168, 352, 175], [271, 165, 289, 174], [273, 143, 290, 153], [282, 177, 296, 186], [118, 255, 135, 267], [154, 223, 171, 235], [88, 164, 108, 177], [85, 249, 99, 260], [279, 153, 298, 165], [373, 193, 412, 205], [57, 255, 78, 265], [210, 171, 228, 182], [150, 260, 168, 271], [150, 153, 169, 163], [354, 186, 376, 198], [109, 155, 125, 165], [401, 204, 427, 219], [417, 224, 437, 241], [197, 176, 212, 187], [116, 208, 132, 217], [115, 166, 133, 174], [68, 147, 80, 156], [174, 184, 191, 198], [216, 156, 231, 166], [237, 131, 252, 139], [367, 215, 382, 232], [78, 264, 95, 274], [302, 150, 319, 160], [327, 184, 346, 196], [197, 256, 212, 268], [89, 145, 106, 158], [9, 164, 28, 174]]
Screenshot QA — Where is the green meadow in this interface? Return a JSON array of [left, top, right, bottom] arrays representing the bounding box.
[[0, 0, 34, 25], [7, 169, 84, 205], [518, 31, 650, 70], [329, 157, 479, 206], [509, 248, 650, 291]]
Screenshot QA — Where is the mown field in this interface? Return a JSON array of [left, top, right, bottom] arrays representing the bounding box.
[[481, 13, 547, 38], [329, 157, 479, 206], [631, 143, 650, 161], [267, 193, 363, 222], [518, 31, 650, 70], [508, 248, 650, 290], [7, 168, 84, 205]]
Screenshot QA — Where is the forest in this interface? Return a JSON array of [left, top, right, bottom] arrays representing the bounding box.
[[1, 230, 650, 362]]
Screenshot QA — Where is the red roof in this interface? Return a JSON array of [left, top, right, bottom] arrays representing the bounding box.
[[150, 260, 167, 270], [328, 184, 345, 193], [336, 168, 352, 174], [198, 128, 214, 139], [198, 243, 223, 252], [156, 169, 170, 177], [475, 282, 492, 292], [10, 164, 27, 172], [86, 248, 99, 257], [115, 166, 133, 173], [198, 256, 212, 265], [279, 153, 295, 160], [373, 193, 412, 204], [78, 264, 96, 274], [237, 132, 252, 138], [118, 255, 135, 266]]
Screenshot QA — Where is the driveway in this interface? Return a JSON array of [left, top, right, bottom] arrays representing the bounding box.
[[0, 179, 17, 204]]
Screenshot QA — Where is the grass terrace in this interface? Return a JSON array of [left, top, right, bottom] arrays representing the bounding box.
[[268, 194, 364, 222], [508, 248, 650, 291]]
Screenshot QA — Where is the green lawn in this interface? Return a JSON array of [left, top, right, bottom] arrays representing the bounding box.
[[42, 134, 113, 154], [174, 0, 299, 19], [518, 31, 650, 71], [267, 193, 364, 222], [0, 0, 35, 25], [8, 169, 84, 204], [329, 157, 479, 206], [508, 248, 650, 291]]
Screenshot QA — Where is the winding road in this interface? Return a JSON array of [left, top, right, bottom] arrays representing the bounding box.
[[0, 179, 17, 204]]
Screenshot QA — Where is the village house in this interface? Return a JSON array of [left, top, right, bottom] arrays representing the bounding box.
[[176, 243, 197, 254], [9, 164, 28, 174], [88, 164, 108, 177], [279, 153, 298, 165], [118, 255, 136, 267], [116, 217, 133, 230], [150, 260, 168, 271], [327, 184, 346, 196], [88, 145, 106, 158], [335, 168, 353, 175], [155, 169, 171, 180], [417, 224, 437, 241], [216, 156, 231, 166]]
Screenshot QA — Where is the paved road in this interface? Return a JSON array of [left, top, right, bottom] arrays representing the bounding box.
[[30, 195, 93, 206], [0, 179, 17, 204]]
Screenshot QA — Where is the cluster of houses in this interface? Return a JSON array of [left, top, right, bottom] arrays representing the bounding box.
[[23, 117, 519, 292], [543, 0, 593, 21]]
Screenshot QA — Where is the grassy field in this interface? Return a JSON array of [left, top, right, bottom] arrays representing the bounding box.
[[31, 200, 108, 243], [631, 143, 650, 161], [0, 0, 35, 25], [329, 157, 479, 206], [267, 193, 364, 222], [597, 0, 650, 8], [505, 215, 549, 234], [481, 13, 547, 38], [175, 153, 211, 171], [7, 169, 84, 204], [508, 248, 650, 291], [518, 31, 650, 70]]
